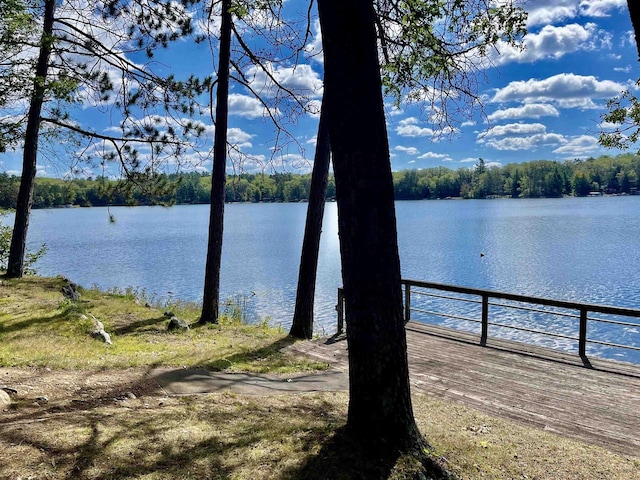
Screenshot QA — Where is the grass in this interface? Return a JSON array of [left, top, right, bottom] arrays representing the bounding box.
[[1, 276, 638, 479], [0, 275, 325, 373]]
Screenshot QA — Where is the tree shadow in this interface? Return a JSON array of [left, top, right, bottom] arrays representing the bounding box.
[[199, 334, 299, 371], [0, 365, 345, 479], [0, 309, 79, 334], [112, 315, 167, 335], [282, 426, 453, 480]]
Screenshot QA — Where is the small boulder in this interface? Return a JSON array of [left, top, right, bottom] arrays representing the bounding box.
[[0, 389, 10, 406], [61, 281, 81, 301], [93, 330, 112, 345], [163, 311, 175, 318], [167, 317, 189, 332], [89, 314, 112, 345]]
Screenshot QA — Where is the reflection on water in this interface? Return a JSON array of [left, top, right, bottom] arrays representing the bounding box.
[[21, 196, 640, 363]]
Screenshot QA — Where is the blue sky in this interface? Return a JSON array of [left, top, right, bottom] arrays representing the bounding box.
[[1, 0, 638, 178]]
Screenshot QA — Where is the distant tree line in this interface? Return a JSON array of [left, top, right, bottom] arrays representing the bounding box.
[[0, 153, 638, 209]]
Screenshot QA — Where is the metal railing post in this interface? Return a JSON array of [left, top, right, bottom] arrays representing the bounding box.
[[579, 308, 588, 358], [404, 282, 411, 324], [480, 294, 489, 346], [336, 287, 344, 334]]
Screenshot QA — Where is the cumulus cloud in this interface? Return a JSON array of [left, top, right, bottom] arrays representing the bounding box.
[[493, 23, 604, 65], [227, 127, 254, 148], [552, 135, 600, 155], [491, 73, 627, 108], [228, 93, 267, 119], [417, 152, 453, 161], [304, 19, 323, 65], [580, 0, 627, 18], [481, 123, 548, 138], [487, 104, 560, 122], [477, 121, 567, 151], [525, 0, 578, 27], [395, 145, 419, 155], [486, 161, 503, 168], [245, 63, 323, 98], [526, 0, 626, 27], [483, 133, 567, 151], [395, 117, 434, 137]]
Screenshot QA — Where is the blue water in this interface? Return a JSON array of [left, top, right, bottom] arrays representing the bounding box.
[[12, 196, 640, 362]]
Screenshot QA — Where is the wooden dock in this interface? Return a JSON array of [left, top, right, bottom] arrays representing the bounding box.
[[289, 321, 640, 457]]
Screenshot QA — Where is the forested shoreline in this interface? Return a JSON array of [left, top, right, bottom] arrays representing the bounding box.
[[0, 153, 638, 209]]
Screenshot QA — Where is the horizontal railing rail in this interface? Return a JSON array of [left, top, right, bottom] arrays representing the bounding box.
[[336, 280, 640, 362]]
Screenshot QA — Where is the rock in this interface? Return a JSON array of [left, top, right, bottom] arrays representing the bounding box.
[[88, 314, 112, 345], [1, 387, 18, 396], [61, 281, 81, 301], [167, 317, 189, 332], [164, 311, 175, 318], [0, 390, 10, 406], [125, 392, 136, 400], [92, 319, 105, 332], [35, 395, 49, 404], [94, 330, 112, 345]]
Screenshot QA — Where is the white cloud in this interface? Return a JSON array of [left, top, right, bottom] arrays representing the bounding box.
[[395, 117, 434, 137], [460, 157, 480, 163], [493, 23, 603, 65], [552, 135, 600, 155], [245, 63, 323, 98], [228, 93, 267, 119], [227, 127, 254, 148], [395, 145, 419, 155], [525, 0, 626, 27], [482, 123, 548, 138], [483, 133, 567, 151], [491, 73, 627, 108], [304, 20, 323, 65], [579, 0, 627, 18], [526, 1, 578, 27], [487, 104, 560, 122], [417, 152, 453, 161]]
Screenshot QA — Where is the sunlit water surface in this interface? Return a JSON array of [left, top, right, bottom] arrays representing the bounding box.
[[19, 196, 640, 362]]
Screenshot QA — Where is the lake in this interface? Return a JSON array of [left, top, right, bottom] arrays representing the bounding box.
[[16, 196, 640, 362]]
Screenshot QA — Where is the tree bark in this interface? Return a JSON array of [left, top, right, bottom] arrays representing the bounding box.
[[200, 0, 232, 323], [6, 0, 56, 278], [317, 0, 421, 451], [290, 96, 331, 339], [628, 0, 640, 60]]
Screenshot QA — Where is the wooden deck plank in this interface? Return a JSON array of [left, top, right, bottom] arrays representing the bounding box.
[[288, 322, 640, 457]]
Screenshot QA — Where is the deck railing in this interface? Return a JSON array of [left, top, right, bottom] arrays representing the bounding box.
[[337, 280, 640, 361]]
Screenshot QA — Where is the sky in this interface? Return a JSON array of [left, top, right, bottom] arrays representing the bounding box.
[[1, 0, 638, 178]]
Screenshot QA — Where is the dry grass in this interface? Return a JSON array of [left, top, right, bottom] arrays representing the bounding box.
[[0, 276, 326, 373], [1, 385, 638, 480], [1, 276, 638, 479]]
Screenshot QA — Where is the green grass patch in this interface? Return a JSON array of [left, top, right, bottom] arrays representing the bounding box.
[[0, 275, 326, 373]]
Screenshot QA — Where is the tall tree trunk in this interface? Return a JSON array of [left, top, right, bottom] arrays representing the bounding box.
[[628, 0, 640, 60], [290, 96, 331, 339], [6, 0, 55, 278], [317, 0, 422, 451], [200, 0, 232, 323]]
